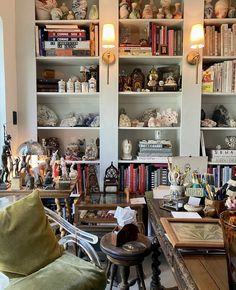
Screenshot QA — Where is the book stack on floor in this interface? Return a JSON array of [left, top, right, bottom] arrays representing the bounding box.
[[136, 139, 172, 162], [35, 23, 99, 57]]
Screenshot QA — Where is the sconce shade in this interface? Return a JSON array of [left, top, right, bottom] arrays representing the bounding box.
[[190, 24, 204, 49], [17, 140, 45, 156], [102, 24, 115, 48]]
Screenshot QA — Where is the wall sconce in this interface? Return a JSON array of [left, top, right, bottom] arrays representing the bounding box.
[[102, 24, 115, 85], [186, 24, 204, 84]]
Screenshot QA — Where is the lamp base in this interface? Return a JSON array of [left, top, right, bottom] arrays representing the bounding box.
[[186, 50, 200, 65], [102, 51, 115, 65]]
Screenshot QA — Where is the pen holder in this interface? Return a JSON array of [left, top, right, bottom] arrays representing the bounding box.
[[203, 198, 226, 217]]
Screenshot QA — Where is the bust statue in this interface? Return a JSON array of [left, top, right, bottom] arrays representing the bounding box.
[[121, 139, 132, 160]]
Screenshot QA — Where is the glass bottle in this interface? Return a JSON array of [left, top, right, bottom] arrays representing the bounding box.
[[75, 80, 82, 93], [88, 75, 97, 92], [58, 79, 65, 93], [66, 78, 74, 93]]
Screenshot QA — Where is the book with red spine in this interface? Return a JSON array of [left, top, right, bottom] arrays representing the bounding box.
[[77, 163, 83, 194], [168, 29, 174, 56], [139, 163, 146, 194], [151, 22, 157, 56]]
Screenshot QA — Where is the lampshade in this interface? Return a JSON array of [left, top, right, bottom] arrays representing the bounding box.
[[17, 140, 45, 156], [190, 24, 204, 49], [102, 24, 115, 48]]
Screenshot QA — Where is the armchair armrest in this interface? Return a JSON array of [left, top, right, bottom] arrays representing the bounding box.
[[44, 207, 101, 267], [44, 207, 98, 244]]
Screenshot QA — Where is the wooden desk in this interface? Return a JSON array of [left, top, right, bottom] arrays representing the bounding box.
[[145, 192, 229, 290]]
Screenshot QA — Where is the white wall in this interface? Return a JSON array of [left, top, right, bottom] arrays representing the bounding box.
[[0, 1, 18, 154]]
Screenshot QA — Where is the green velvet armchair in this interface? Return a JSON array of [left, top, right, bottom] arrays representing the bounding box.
[[0, 191, 106, 290]]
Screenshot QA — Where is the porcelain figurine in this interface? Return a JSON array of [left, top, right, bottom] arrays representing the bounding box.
[[35, 0, 58, 20], [72, 0, 87, 20], [215, 0, 229, 18], [160, 0, 171, 18], [67, 78, 74, 93], [75, 80, 82, 93], [88, 75, 97, 92], [89, 4, 99, 20], [58, 79, 65, 93], [147, 67, 158, 90], [156, 8, 165, 19], [204, 0, 214, 19], [119, 0, 130, 19], [129, 2, 140, 19], [228, 6, 236, 18], [149, 0, 158, 18], [50, 7, 63, 20], [119, 113, 131, 127], [60, 2, 69, 19], [121, 139, 132, 160], [67, 10, 75, 20], [173, 2, 182, 19], [142, 4, 153, 19]]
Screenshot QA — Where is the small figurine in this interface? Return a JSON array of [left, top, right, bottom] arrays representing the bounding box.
[[50, 7, 63, 20], [147, 67, 158, 91], [129, 2, 140, 19], [173, 2, 182, 19], [67, 11, 75, 20], [156, 8, 165, 19], [121, 139, 132, 160], [60, 2, 69, 19], [228, 6, 236, 18], [88, 4, 99, 20], [119, 0, 130, 19], [0, 125, 12, 184], [60, 157, 68, 179], [69, 163, 78, 180], [142, 4, 153, 19], [215, 0, 229, 18], [204, 0, 214, 19], [149, 0, 158, 18]]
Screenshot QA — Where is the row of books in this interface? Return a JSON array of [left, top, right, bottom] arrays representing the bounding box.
[[207, 164, 236, 188], [202, 60, 236, 93], [207, 149, 236, 163], [203, 24, 236, 57], [150, 23, 183, 56], [119, 163, 170, 194], [35, 24, 99, 57]]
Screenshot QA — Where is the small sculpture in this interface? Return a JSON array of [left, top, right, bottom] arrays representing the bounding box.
[[60, 157, 68, 180], [121, 139, 132, 160], [119, 0, 130, 19], [119, 113, 131, 127], [37, 104, 58, 127], [89, 4, 99, 20], [201, 118, 217, 127], [72, 0, 87, 20], [225, 136, 236, 149], [204, 0, 214, 19], [50, 7, 63, 20], [67, 11, 75, 20], [173, 2, 182, 19], [142, 4, 153, 19], [156, 8, 165, 19], [83, 139, 98, 160], [129, 2, 140, 19], [69, 163, 78, 180], [149, 0, 158, 18], [44, 171, 55, 189], [147, 67, 158, 91], [60, 2, 69, 19], [161, 108, 178, 127], [228, 6, 236, 18], [215, 0, 229, 18], [0, 126, 11, 184], [130, 68, 145, 92]]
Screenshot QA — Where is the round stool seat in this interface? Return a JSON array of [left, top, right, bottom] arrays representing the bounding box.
[[100, 232, 152, 290]]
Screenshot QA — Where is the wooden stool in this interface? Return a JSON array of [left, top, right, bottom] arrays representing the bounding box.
[[100, 232, 152, 290]]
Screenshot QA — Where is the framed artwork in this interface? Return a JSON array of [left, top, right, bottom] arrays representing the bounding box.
[[160, 218, 224, 249]]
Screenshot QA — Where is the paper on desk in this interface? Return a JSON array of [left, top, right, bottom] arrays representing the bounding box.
[[153, 186, 170, 199], [171, 211, 202, 219], [188, 196, 201, 206], [130, 197, 146, 205], [114, 206, 137, 227]]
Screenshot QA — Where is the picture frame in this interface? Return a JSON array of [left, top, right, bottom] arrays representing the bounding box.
[[160, 218, 224, 249]]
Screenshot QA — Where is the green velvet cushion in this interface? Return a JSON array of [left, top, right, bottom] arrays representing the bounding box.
[[7, 252, 106, 290], [0, 190, 63, 276]]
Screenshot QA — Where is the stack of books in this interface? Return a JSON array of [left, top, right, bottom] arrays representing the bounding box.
[[207, 148, 236, 163], [37, 78, 60, 92], [136, 139, 172, 161]]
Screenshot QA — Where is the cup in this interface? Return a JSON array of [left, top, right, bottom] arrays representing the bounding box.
[[204, 198, 226, 217], [220, 210, 236, 290]]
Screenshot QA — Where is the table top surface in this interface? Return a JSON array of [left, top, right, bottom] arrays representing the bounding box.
[[145, 192, 229, 290]]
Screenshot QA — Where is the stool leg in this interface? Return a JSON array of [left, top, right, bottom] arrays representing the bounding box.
[[109, 264, 118, 290], [136, 264, 146, 290], [106, 260, 112, 279], [120, 265, 130, 290]]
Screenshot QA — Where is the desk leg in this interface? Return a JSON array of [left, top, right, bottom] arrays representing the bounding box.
[[120, 266, 130, 290], [150, 238, 178, 290], [150, 237, 163, 290]]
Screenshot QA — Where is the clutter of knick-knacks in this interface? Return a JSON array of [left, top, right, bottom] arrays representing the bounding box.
[[36, 0, 99, 20], [119, 0, 183, 19], [204, 0, 236, 19]]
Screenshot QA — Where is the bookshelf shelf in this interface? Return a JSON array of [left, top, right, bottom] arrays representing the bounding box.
[[119, 91, 181, 97], [118, 127, 181, 130], [35, 19, 99, 26], [119, 18, 183, 28], [204, 18, 236, 26], [36, 56, 99, 66], [37, 92, 100, 98], [202, 92, 236, 96], [37, 127, 100, 130], [65, 160, 100, 164], [203, 56, 236, 63], [201, 127, 236, 131], [119, 56, 182, 65]]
